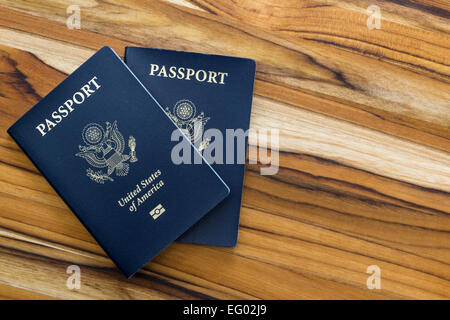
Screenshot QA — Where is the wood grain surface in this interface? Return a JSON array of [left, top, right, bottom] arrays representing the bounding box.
[[0, 0, 449, 300]]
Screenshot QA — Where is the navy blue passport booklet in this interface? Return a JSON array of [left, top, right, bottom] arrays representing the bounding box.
[[124, 47, 256, 247], [7, 46, 229, 278]]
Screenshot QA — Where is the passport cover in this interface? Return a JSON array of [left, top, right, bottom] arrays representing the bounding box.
[[124, 47, 256, 246], [7, 46, 230, 278]]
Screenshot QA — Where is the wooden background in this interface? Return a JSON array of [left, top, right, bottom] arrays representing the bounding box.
[[0, 0, 449, 300]]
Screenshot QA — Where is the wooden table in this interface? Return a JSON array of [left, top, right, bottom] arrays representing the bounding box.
[[0, 0, 449, 300]]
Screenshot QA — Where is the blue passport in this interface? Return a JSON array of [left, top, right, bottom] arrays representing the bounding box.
[[124, 47, 256, 246], [7, 46, 230, 277]]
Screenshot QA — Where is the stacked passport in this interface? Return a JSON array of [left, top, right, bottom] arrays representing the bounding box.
[[8, 46, 256, 278]]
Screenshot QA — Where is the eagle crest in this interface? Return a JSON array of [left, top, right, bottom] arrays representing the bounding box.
[[75, 121, 137, 184], [165, 99, 210, 151]]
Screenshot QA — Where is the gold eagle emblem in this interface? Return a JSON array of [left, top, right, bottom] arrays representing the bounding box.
[[75, 121, 137, 184], [165, 99, 210, 151]]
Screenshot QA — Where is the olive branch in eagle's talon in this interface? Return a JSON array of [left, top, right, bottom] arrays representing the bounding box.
[[86, 168, 114, 184]]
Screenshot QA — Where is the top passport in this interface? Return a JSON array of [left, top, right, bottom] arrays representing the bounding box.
[[8, 46, 229, 277]]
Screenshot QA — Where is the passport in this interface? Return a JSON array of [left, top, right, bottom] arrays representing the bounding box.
[[7, 46, 230, 277], [124, 47, 256, 246]]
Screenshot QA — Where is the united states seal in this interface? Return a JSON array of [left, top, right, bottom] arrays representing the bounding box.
[[165, 99, 210, 151], [75, 121, 138, 184]]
